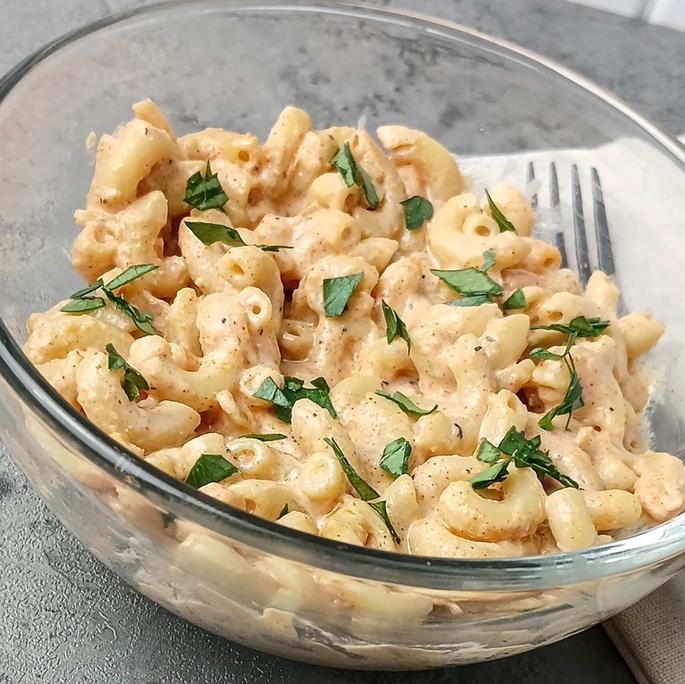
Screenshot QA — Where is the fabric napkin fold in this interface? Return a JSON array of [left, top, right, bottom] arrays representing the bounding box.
[[462, 134, 685, 684]]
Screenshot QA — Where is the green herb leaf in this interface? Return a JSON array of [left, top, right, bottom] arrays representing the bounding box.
[[277, 503, 290, 519], [531, 315, 610, 338], [431, 267, 503, 297], [485, 189, 517, 233], [476, 438, 501, 464], [239, 433, 287, 442], [529, 347, 565, 361], [61, 297, 105, 314], [331, 143, 379, 209], [184, 161, 228, 211], [400, 195, 433, 230], [381, 300, 411, 352], [186, 453, 239, 488], [538, 362, 584, 431], [186, 220, 247, 247], [324, 437, 379, 501], [470, 459, 511, 489], [497, 426, 578, 488], [105, 264, 159, 291], [257, 244, 293, 252], [480, 249, 496, 273], [375, 390, 437, 417], [502, 288, 526, 310], [379, 437, 412, 478], [103, 289, 156, 335], [367, 500, 401, 544], [254, 376, 336, 423], [105, 343, 149, 402], [448, 294, 493, 308], [323, 272, 364, 317], [70, 279, 103, 299]]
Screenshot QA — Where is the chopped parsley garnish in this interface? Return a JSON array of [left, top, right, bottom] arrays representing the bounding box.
[[531, 315, 610, 338], [448, 294, 493, 308], [485, 189, 517, 233], [254, 375, 336, 423], [367, 500, 401, 544], [104, 264, 159, 291], [104, 289, 157, 335], [529, 319, 599, 431], [400, 195, 433, 230], [480, 249, 495, 273], [183, 161, 228, 211], [105, 343, 149, 402], [470, 426, 578, 489], [61, 264, 159, 334], [431, 267, 503, 301], [374, 390, 437, 417], [277, 503, 290, 519], [322, 272, 363, 317], [325, 436, 379, 501], [185, 453, 239, 488], [331, 143, 380, 209], [60, 298, 105, 313], [381, 300, 411, 352], [502, 288, 526, 310], [185, 220, 292, 252], [379, 437, 412, 478], [239, 433, 287, 442], [324, 437, 400, 544]]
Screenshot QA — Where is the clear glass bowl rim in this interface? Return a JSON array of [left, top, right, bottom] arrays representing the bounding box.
[[1, 0, 685, 592]]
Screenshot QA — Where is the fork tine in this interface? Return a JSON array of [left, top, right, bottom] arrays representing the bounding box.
[[527, 161, 538, 209], [549, 162, 568, 268], [591, 167, 615, 276], [571, 164, 591, 286]]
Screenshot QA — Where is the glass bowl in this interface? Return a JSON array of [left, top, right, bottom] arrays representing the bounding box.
[[1, 0, 684, 671]]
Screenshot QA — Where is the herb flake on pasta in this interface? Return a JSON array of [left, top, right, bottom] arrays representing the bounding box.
[[375, 390, 437, 417], [185, 453, 239, 488], [431, 267, 503, 298], [184, 161, 229, 211], [331, 143, 380, 209], [186, 220, 292, 252], [531, 315, 609, 338], [367, 500, 401, 544], [448, 294, 493, 308], [502, 288, 526, 310], [323, 272, 364, 317], [381, 300, 411, 352], [105, 264, 159, 291], [254, 375, 336, 423], [70, 279, 104, 299], [380, 437, 412, 478], [485, 189, 517, 233], [400, 195, 433, 230], [470, 426, 578, 490], [61, 297, 105, 313], [277, 503, 290, 519], [324, 437, 379, 501], [239, 433, 287, 442], [104, 289, 157, 335], [105, 343, 149, 402], [480, 249, 496, 273]]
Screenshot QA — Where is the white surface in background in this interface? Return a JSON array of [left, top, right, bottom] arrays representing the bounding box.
[[566, 0, 685, 29], [645, 0, 685, 30]]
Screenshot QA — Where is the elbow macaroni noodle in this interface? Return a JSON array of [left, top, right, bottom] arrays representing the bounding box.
[[23, 100, 685, 558]]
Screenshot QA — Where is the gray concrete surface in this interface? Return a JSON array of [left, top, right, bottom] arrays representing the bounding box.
[[1, 1, 683, 682]]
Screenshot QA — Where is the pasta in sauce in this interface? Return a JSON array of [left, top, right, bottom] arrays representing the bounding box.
[[23, 100, 685, 558]]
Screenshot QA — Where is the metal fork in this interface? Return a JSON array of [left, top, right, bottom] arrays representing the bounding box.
[[526, 161, 615, 286]]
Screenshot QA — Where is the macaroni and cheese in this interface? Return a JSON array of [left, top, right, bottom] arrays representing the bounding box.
[[23, 101, 685, 558]]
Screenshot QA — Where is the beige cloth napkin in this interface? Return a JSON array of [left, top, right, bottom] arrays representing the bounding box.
[[462, 134, 685, 684]]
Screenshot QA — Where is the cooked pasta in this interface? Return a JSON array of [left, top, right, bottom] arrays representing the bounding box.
[[23, 100, 684, 558]]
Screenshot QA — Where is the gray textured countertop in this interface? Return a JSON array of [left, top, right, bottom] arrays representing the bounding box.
[[1, 1, 683, 682]]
